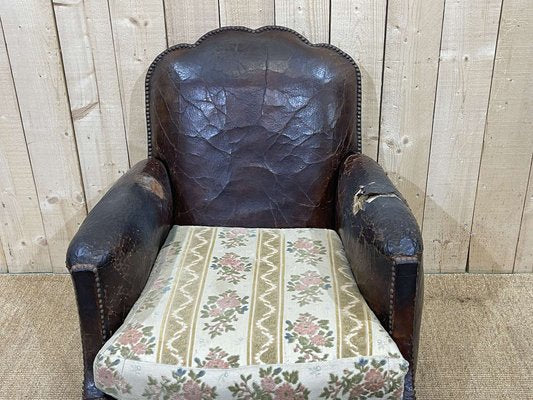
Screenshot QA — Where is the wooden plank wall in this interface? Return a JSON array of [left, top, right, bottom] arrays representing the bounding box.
[[0, 0, 531, 273], [423, 0, 502, 272], [469, 0, 533, 273]]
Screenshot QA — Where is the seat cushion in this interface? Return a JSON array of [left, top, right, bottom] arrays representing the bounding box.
[[94, 226, 408, 399]]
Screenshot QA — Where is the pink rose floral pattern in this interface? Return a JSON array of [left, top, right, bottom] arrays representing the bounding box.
[[219, 228, 256, 248], [94, 356, 132, 397], [285, 313, 334, 363], [287, 270, 332, 306], [286, 238, 326, 266], [94, 227, 409, 399], [106, 322, 156, 360], [200, 290, 249, 338], [142, 369, 217, 399], [228, 366, 310, 400], [319, 359, 407, 399], [210, 252, 253, 285], [194, 347, 240, 369]]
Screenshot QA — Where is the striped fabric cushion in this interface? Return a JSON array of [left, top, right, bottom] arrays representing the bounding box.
[[94, 226, 408, 399]]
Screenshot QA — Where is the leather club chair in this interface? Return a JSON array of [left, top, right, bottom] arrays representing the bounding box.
[[67, 26, 423, 400]]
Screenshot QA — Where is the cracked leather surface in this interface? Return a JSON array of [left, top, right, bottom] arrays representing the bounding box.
[[149, 29, 358, 228], [67, 28, 422, 400], [337, 153, 421, 257], [336, 153, 423, 399], [66, 159, 173, 399]]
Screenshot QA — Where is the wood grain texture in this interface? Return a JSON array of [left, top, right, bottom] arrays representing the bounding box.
[[219, 0, 275, 27], [514, 158, 533, 273], [469, 0, 533, 273], [108, 0, 167, 165], [275, 0, 329, 43], [423, 0, 502, 273], [0, 18, 51, 273], [0, 2, 531, 274], [1, 1, 86, 272], [378, 0, 444, 223], [53, 0, 130, 210], [164, 0, 219, 44], [0, 238, 6, 273], [331, 0, 386, 160]]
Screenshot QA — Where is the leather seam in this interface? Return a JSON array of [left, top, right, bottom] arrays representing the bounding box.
[[70, 264, 108, 344], [94, 267, 107, 343], [393, 255, 420, 264], [388, 256, 419, 334], [411, 269, 419, 389], [389, 263, 396, 335], [412, 273, 420, 396], [392, 257, 420, 398], [401, 258, 420, 377], [144, 25, 362, 156]]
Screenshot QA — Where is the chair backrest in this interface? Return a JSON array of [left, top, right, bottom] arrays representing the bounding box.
[[147, 26, 360, 228]]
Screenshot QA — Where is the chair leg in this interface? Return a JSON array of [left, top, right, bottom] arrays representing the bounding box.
[[82, 370, 110, 400], [403, 368, 416, 400]]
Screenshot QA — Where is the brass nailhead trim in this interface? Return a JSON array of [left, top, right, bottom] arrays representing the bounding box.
[[94, 268, 107, 342], [144, 25, 363, 157], [393, 256, 419, 263], [70, 264, 108, 343], [388, 255, 419, 336], [389, 265, 396, 335]]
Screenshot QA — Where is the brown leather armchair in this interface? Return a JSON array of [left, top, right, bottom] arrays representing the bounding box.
[[67, 26, 423, 400]]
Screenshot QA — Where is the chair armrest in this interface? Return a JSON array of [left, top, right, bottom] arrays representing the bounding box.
[[336, 153, 423, 398], [66, 158, 173, 399]]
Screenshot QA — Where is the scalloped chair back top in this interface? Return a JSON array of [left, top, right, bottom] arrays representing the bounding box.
[[147, 27, 360, 228]]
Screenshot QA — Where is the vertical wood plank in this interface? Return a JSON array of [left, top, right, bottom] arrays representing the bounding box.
[[1, 1, 87, 272], [378, 0, 444, 222], [164, 0, 219, 44], [275, 0, 329, 43], [331, 0, 386, 160], [514, 158, 533, 273], [423, 0, 502, 273], [108, 0, 167, 165], [219, 0, 275, 27], [469, 0, 533, 273], [53, 0, 130, 210], [0, 238, 6, 273], [0, 18, 52, 273]]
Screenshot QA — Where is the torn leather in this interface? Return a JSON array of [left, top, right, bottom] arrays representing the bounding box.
[[352, 189, 402, 215], [336, 152, 423, 400]]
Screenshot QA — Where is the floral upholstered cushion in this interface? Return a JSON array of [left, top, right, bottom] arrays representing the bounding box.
[[94, 226, 408, 399]]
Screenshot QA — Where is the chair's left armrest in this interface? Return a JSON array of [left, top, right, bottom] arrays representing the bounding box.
[[336, 153, 423, 398], [66, 158, 173, 399]]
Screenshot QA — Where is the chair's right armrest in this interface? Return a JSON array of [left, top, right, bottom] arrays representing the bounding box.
[[66, 158, 173, 399], [336, 153, 423, 399]]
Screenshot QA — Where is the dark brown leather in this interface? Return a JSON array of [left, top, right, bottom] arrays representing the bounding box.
[[67, 27, 421, 400], [66, 159, 173, 399], [147, 27, 359, 228], [336, 153, 423, 399]]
